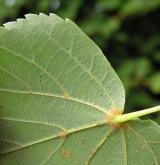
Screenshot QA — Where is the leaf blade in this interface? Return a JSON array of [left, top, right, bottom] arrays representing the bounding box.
[[0, 14, 159, 165]]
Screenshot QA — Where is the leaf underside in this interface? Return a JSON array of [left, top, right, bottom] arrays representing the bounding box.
[[0, 13, 159, 165]]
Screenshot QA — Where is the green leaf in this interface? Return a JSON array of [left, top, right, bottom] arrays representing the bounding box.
[[0, 13, 160, 165]]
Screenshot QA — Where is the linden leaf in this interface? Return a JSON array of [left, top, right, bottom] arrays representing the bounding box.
[[0, 13, 159, 165]]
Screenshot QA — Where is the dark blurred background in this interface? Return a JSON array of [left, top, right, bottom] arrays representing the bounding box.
[[0, 0, 160, 123]]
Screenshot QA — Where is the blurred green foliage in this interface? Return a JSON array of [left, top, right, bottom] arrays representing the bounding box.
[[0, 0, 160, 123]]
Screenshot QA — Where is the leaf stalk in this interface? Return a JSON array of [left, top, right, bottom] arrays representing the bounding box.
[[113, 105, 160, 123]]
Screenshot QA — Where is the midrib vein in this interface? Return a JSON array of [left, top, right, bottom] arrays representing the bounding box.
[[0, 88, 107, 114], [0, 121, 108, 155]]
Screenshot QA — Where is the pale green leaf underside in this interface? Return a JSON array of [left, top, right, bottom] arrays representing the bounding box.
[[0, 13, 159, 165]]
